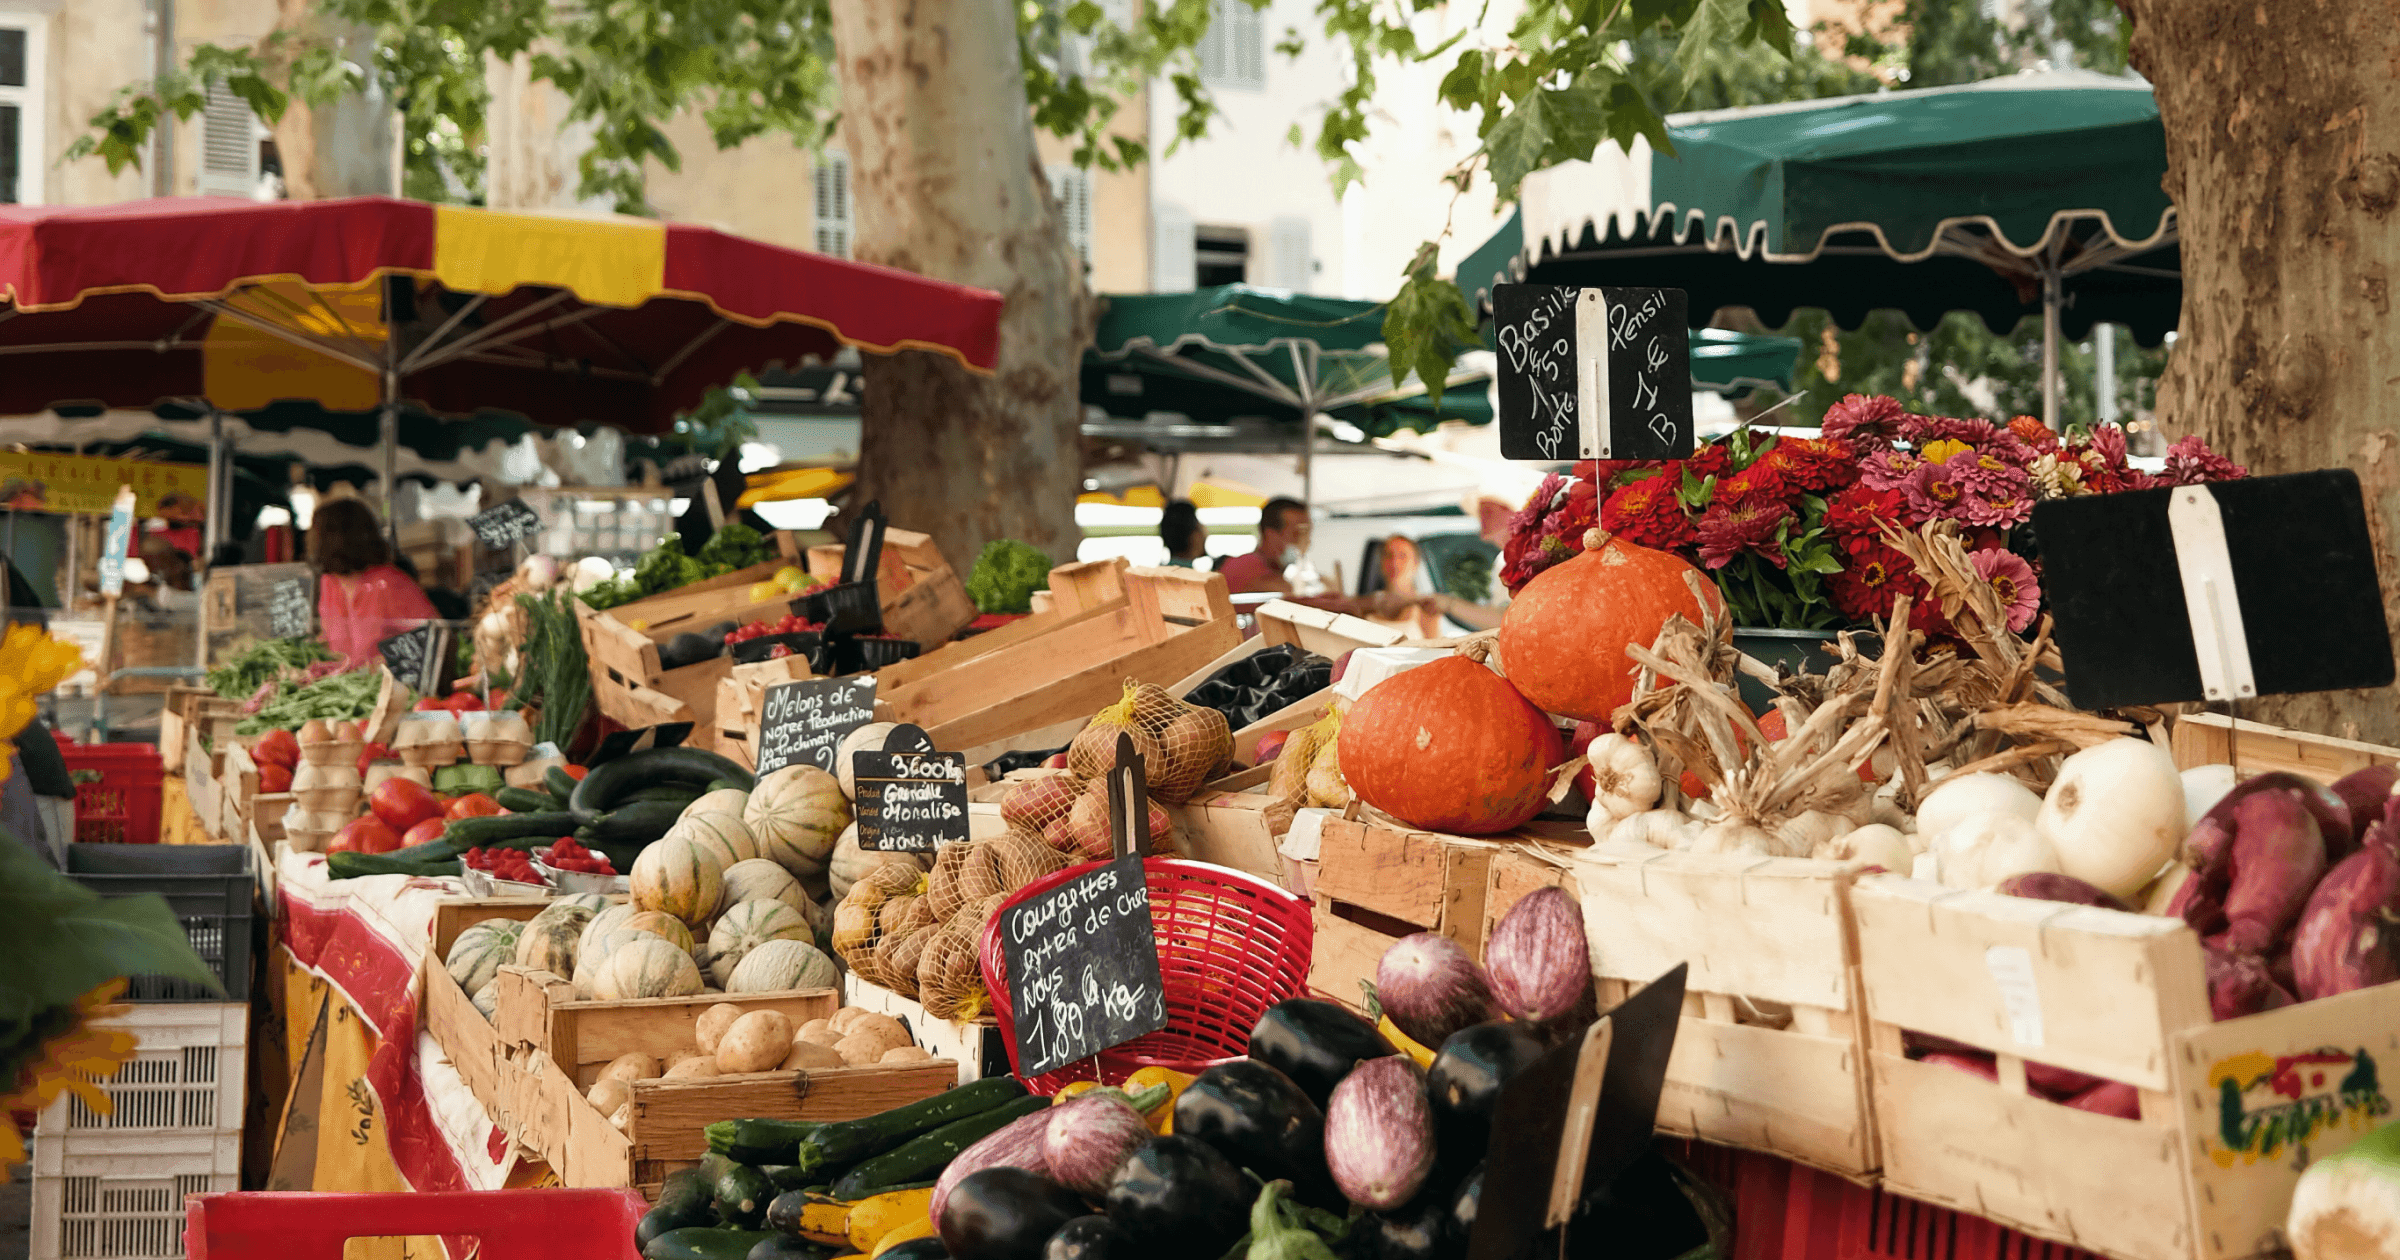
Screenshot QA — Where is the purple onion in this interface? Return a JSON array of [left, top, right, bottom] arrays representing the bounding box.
[[1375, 933, 1495, 1049], [1484, 888, 1591, 1024], [1043, 1093, 1154, 1198], [1323, 1055, 1435, 1210]]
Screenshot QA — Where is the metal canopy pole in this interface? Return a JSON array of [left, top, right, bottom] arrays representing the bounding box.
[[2041, 264, 2063, 430]]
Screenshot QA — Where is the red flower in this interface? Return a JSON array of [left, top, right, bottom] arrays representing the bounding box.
[[2161, 435, 2247, 485], [1821, 394, 1906, 445], [1715, 460, 1790, 505], [1683, 444, 1734, 481], [1826, 485, 1911, 544], [2007, 416, 2056, 450], [1602, 475, 1696, 550], [1696, 499, 1793, 570], [1898, 414, 2004, 448], [1827, 542, 1922, 622], [1765, 436, 1859, 492]]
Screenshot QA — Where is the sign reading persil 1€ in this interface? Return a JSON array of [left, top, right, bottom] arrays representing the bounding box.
[[2201, 1047, 2391, 1169]]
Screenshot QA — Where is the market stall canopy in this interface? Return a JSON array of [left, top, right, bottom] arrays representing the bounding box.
[[0, 403, 531, 486], [0, 197, 1006, 432], [1456, 71, 2179, 377]]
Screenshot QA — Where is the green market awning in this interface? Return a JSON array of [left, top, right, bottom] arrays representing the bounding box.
[[1458, 70, 2179, 422]]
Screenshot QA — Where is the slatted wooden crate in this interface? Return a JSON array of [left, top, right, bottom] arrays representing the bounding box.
[[801, 526, 978, 650], [420, 897, 558, 1115], [2170, 712, 2400, 783], [575, 533, 806, 733], [1574, 845, 1879, 1180], [1307, 816, 1502, 1013], [1854, 874, 2400, 1260]]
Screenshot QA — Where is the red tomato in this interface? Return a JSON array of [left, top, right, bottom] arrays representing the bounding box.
[[368, 777, 446, 831], [252, 728, 300, 769], [329, 815, 402, 855], [445, 692, 486, 712], [356, 742, 394, 776], [445, 793, 505, 820], [414, 697, 450, 712], [486, 691, 510, 710], [258, 762, 294, 794], [560, 765, 588, 781], [401, 817, 447, 848]]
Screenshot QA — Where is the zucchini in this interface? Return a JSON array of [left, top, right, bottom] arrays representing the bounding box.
[[707, 778, 746, 793], [327, 850, 459, 880], [769, 1192, 850, 1246], [716, 1165, 775, 1230], [697, 1153, 739, 1186], [760, 1165, 814, 1193], [826, 1096, 1048, 1200], [579, 799, 688, 844], [640, 1171, 718, 1249], [442, 811, 582, 847], [642, 1228, 777, 1260], [710, 1118, 827, 1166], [546, 765, 582, 803], [622, 784, 709, 805], [795, 1076, 1028, 1173], [493, 786, 558, 813], [571, 747, 755, 817], [876, 1240, 947, 1260]]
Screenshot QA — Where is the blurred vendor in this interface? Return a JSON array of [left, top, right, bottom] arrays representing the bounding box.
[[1220, 497, 1429, 622], [139, 533, 200, 614], [310, 497, 437, 666], [1160, 500, 1208, 569]]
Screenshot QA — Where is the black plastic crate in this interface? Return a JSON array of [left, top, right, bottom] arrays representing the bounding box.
[[796, 580, 883, 636], [64, 844, 255, 1002], [827, 635, 921, 676]]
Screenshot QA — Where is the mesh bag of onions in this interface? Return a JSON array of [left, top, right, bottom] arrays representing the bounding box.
[[1066, 681, 1233, 804], [998, 769, 1083, 836]]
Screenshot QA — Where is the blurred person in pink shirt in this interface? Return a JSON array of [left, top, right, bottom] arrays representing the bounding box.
[[310, 497, 437, 666]]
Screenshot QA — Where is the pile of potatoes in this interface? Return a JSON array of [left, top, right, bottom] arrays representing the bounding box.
[[582, 1004, 934, 1130]]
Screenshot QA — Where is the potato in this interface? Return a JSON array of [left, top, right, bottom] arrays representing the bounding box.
[[846, 1013, 911, 1049], [601, 1052, 659, 1084], [799, 1020, 846, 1049], [780, 1039, 847, 1071], [664, 1057, 722, 1080], [828, 1007, 870, 1033], [716, 1010, 795, 1074], [587, 1078, 633, 1114], [665, 1048, 707, 1068], [694, 1003, 746, 1056], [879, 1046, 932, 1063], [833, 1033, 894, 1066], [609, 1103, 631, 1130]]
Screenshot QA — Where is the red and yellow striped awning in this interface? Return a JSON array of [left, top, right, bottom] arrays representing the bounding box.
[[0, 197, 1004, 432]]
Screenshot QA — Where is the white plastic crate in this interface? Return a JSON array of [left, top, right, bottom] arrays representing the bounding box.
[[33, 1004, 246, 1135], [30, 1129, 241, 1260]]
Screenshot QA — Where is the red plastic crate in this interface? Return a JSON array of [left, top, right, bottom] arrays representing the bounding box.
[[186, 1189, 648, 1260], [63, 743, 165, 845]]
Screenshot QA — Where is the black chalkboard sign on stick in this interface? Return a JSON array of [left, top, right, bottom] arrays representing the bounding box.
[[753, 675, 878, 778], [1493, 284, 1691, 463], [466, 500, 543, 550], [853, 723, 966, 853], [997, 734, 1169, 1079], [2033, 470, 2393, 710], [267, 576, 314, 639], [1468, 962, 1688, 1260], [376, 622, 455, 695]]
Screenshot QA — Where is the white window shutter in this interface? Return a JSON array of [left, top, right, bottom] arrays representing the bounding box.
[[1047, 165, 1092, 268], [1231, 4, 1265, 88], [813, 150, 853, 259], [1153, 202, 1196, 292], [1268, 216, 1312, 291], [197, 81, 259, 197]]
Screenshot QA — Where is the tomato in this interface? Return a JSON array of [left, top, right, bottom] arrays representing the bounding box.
[[444, 793, 505, 820], [356, 742, 394, 776], [414, 697, 450, 712], [560, 765, 588, 781], [368, 777, 446, 831], [258, 762, 294, 794], [329, 815, 402, 855], [445, 692, 485, 712], [252, 728, 300, 769], [401, 817, 447, 848], [486, 690, 510, 710]]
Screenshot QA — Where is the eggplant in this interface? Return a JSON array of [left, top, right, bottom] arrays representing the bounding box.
[[1171, 1060, 1340, 1209], [1324, 1056, 1435, 1210], [1043, 1094, 1153, 1198], [1248, 999, 1395, 1108], [881, 1242, 952, 1260], [937, 1167, 1089, 1260], [1424, 1021, 1549, 1169], [744, 1238, 831, 1260], [1447, 1163, 1484, 1246], [1041, 1216, 1129, 1260], [1352, 1193, 1452, 1260], [1103, 1136, 1249, 1260]]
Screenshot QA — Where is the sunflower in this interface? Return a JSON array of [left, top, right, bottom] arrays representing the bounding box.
[[0, 982, 137, 1176]]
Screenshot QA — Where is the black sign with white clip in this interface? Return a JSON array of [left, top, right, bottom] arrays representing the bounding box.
[[752, 675, 878, 778], [466, 500, 543, 550], [376, 622, 455, 695], [267, 576, 314, 639], [799, 500, 888, 637], [2032, 470, 2393, 710], [1494, 284, 1692, 463], [996, 733, 1168, 1079], [852, 723, 965, 853]]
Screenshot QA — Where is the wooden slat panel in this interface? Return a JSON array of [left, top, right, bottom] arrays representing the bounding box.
[[1655, 1015, 1874, 1180], [921, 616, 1242, 753], [1313, 817, 1496, 945], [2169, 712, 2400, 784], [1573, 849, 1856, 1010]]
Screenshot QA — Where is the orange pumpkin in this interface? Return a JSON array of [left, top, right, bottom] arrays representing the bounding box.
[[1337, 656, 1564, 835], [1498, 528, 1724, 723]]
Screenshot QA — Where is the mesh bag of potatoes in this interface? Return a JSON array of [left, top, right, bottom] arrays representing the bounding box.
[[833, 831, 1064, 1002], [1263, 705, 1346, 834], [918, 891, 1008, 1020], [1065, 681, 1232, 803]]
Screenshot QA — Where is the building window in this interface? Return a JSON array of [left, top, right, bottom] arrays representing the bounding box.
[[0, 18, 42, 205], [814, 149, 853, 259], [197, 79, 267, 197], [1198, 0, 1266, 90], [1047, 165, 1092, 267], [1195, 226, 1248, 288]]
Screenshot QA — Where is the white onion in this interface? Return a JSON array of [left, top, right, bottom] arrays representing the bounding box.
[[1934, 812, 2060, 889], [1917, 773, 2044, 841], [2037, 738, 2186, 899], [2180, 764, 2240, 833]]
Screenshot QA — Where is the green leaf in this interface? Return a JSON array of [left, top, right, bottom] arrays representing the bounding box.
[[0, 839, 221, 1027], [1382, 243, 1477, 402], [1741, 0, 1795, 59], [1673, 0, 1754, 95], [1483, 88, 1551, 199]]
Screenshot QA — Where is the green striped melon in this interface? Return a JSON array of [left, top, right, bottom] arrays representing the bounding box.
[[472, 978, 501, 1020], [835, 723, 900, 799], [671, 810, 760, 870], [572, 926, 688, 997], [619, 909, 697, 953], [705, 898, 814, 986], [631, 836, 723, 925], [687, 788, 751, 821], [446, 920, 523, 995], [594, 936, 703, 1000], [578, 903, 637, 959], [514, 900, 598, 977], [552, 892, 611, 915], [746, 766, 850, 878], [719, 859, 808, 915], [726, 937, 840, 994]]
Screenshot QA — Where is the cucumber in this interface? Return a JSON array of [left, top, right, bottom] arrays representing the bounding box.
[[708, 1118, 827, 1166], [622, 784, 708, 805], [442, 811, 582, 847], [572, 746, 755, 817], [579, 799, 687, 844], [825, 1095, 1048, 1200], [546, 766, 582, 803], [327, 850, 459, 880], [716, 1164, 775, 1230], [795, 1076, 1028, 1173], [493, 787, 558, 813], [642, 1228, 777, 1260]]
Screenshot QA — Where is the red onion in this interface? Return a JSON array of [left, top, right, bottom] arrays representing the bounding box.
[[1484, 887, 1591, 1024], [1323, 1055, 1434, 1210], [1375, 933, 1495, 1049]]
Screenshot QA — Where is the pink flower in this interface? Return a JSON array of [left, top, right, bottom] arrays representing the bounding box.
[[2088, 424, 2131, 470], [1821, 394, 1907, 445], [1902, 460, 1971, 520], [1696, 499, 1794, 570], [2162, 435, 2248, 485], [1859, 448, 1920, 491], [1897, 415, 2004, 449], [1957, 483, 2035, 529], [1971, 548, 2042, 632], [1945, 449, 2025, 496]]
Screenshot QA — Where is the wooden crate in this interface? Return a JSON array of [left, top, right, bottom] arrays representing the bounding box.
[[421, 898, 557, 1116], [842, 975, 1009, 1086], [492, 965, 955, 1190], [2170, 712, 2400, 783], [1573, 846, 1878, 1180], [875, 565, 1240, 763], [1853, 875, 2400, 1260], [801, 527, 978, 649], [1307, 817, 1503, 1012], [575, 534, 806, 731], [1481, 845, 1576, 951], [712, 656, 816, 772]]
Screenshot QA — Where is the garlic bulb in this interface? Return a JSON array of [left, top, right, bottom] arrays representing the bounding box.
[[1777, 809, 1856, 854], [1585, 734, 1662, 822], [1605, 809, 1693, 849], [1813, 823, 1913, 872], [1690, 819, 1779, 857], [1916, 772, 2043, 841]]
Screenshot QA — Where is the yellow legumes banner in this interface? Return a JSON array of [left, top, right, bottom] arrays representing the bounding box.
[[0, 451, 209, 519]]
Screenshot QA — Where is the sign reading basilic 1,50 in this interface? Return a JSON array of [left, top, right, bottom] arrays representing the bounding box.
[[1493, 284, 1691, 464]]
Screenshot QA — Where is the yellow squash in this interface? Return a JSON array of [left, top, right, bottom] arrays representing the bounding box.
[[847, 1188, 934, 1253], [1379, 1015, 1436, 1069], [868, 1213, 939, 1256], [1121, 1066, 1195, 1134]]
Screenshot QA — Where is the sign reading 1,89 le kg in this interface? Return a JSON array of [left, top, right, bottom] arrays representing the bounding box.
[[998, 852, 1168, 1079], [1493, 284, 1691, 463]]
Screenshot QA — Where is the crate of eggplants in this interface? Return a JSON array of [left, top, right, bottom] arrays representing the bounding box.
[[1180, 645, 1333, 731]]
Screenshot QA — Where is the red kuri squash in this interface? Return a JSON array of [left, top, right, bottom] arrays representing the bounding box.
[[1498, 528, 1723, 722], [1338, 656, 1564, 835]]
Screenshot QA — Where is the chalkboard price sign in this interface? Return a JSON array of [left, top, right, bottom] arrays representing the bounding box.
[[467, 500, 544, 549], [998, 851, 1168, 1078], [753, 676, 878, 778], [1493, 284, 1691, 463], [377, 623, 452, 693], [268, 577, 315, 639], [853, 724, 965, 853]]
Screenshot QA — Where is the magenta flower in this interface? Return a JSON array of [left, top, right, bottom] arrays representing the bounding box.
[[1902, 460, 1970, 521], [2162, 435, 2248, 485], [1971, 548, 2042, 632], [1859, 448, 1920, 491], [1695, 499, 1794, 570], [1957, 483, 2035, 529], [1946, 449, 2026, 496], [1821, 394, 1907, 445]]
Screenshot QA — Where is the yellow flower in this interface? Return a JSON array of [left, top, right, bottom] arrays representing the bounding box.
[[0, 981, 136, 1180], [0, 625, 85, 784], [1918, 438, 1972, 465]]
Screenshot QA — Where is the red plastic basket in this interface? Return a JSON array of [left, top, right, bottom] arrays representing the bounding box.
[[62, 742, 165, 845], [978, 856, 1313, 1094], [186, 1189, 648, 1260]]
